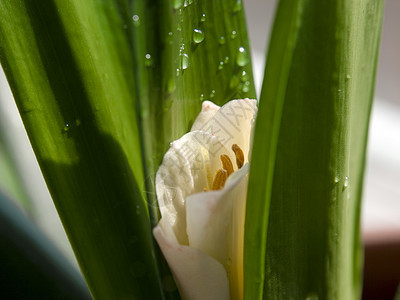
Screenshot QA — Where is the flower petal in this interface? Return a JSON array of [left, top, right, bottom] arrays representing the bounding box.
[[191, 99, 257, 162], [153, 226, 230, 300], [156, 131, 230, 245], [185, 164, 249, 300], [190, 101, 220, 129]]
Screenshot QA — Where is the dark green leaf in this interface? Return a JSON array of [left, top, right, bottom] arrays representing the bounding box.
[[245, 0, 384, 299], [0, 1, 162, 298]]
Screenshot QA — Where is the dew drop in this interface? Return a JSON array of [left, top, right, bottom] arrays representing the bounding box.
[[224, 56, 230, 64], [167, 77, 176, 93], [177, 24, 182, 32], [180, 53, 190, 70], [233, 0, 242, 13], [231, 30, 237, 39], [200, 93, 205, 101], [346, 74, 351, 80], [242, 80, 250, 93], [200, 13, 206, 23], [136, 205, 141, 215], [193, 29, 204, 43], [167, 31, 173, 45], [241, 70, 248, 82], [236, 47, 249, 67], [176, 68, 180, 77], [218, 61, 224, 70], [184, 0, 193, 7], [334, 176, 340, 183], [219, 36, 226, 45], [132, 15, 140, 27], [75, 118, 81, 127], [145, 53, 153, 67], [230, 75, 240, 89], [173, 0, 183, 10], [210, 90, 216, 99], [63, 123, 70, 132], [344, 176, 349, 188]]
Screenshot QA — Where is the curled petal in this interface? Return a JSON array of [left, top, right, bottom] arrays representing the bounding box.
[[191, 99, 257, 162], [156, 131, 230, 245], [190, 101, 220, 128], [186, 164, 249, 300], [153, 226, 230, 300]]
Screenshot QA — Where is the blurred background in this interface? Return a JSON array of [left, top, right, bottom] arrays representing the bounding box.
[[0, 0, 399, 299]]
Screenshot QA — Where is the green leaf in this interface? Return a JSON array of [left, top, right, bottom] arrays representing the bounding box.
[[245, 0, 384, 299], [244, 1, 304, 298], [0, 0, 256, 298], [131, 0, 256, 224], [0, 1, 161, 298], [131, 1, 256, 298], [0, 190, 90, 299]]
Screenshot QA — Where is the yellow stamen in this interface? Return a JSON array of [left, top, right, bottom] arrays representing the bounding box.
[[220, 154, 234, 176], [232, 144, 244, 169], [212, 169, 228, 190]]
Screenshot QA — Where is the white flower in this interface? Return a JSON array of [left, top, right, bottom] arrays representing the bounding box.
[[153, 99, 257, 300]]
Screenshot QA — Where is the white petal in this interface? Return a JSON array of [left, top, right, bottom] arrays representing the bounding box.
[[191, 101, 220, 130], [156, 131, 230, 245], [186, 164, 249, 300], [191, 99, 257, 162], [153, 226, 230, 300]]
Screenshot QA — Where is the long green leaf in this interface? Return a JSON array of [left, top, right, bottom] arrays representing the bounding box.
[[245, 0, 384, 299], [131, 1, 256, 297], [131, 0, 256, 224], [0, 1, 161, 298], [0, 0, 257, 298], [244, 1, 304, 298]]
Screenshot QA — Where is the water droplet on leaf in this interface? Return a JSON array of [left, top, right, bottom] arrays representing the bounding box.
[[63, 123, 70, 132], [231, 30, 237, 39], [233, 0, 242, 13], [173, 0, 183, 10], [132, 15, 140, 27], [236, 46, 249, 67], [180, 53, 189, 70], [193, 29, 204, 43], [242, 81, 250, 93], [241, 70, 248, 82], [230, 76, 240, 89], [167, 78, 176, 93], [145, 53, 153, 67], [184, 0, 193, 7], [210, 90, 216, 99]]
